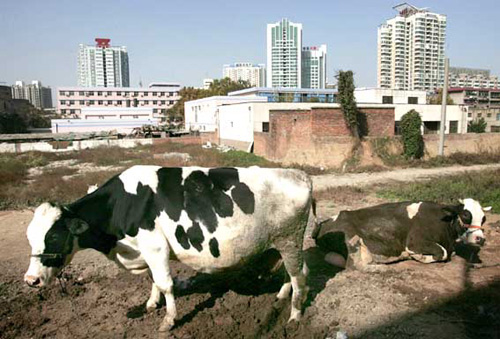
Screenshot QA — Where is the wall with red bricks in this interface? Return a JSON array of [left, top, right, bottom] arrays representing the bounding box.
[[254, 107, 395, 167]]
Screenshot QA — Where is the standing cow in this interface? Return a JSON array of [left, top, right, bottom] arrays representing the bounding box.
[[313, 199, 490, 270], [24, 166, 312, 331]]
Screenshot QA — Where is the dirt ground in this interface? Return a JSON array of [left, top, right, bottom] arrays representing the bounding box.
[[1, 194, 500, 339]]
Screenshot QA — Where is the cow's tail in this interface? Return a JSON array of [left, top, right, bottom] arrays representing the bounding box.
[[310, 198, 321, 240]]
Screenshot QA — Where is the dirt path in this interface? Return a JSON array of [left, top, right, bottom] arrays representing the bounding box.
[[312, 163, 500, 190]]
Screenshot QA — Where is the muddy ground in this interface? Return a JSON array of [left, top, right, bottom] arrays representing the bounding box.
[[1, 200, 500, 339]]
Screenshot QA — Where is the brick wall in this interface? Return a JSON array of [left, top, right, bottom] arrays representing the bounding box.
[[254, 107, 395, 167]]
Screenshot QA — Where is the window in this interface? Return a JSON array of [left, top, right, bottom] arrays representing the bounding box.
[[117, 91, 122, 96], [98, 100, 103, 105], [79, 91, 84, 95], [133, 115, 139, 119], [161, 109, 166, 113], [59, 91, 65, 95], [60, 100, 66, 104], [152, 92, 157, 96], [382, 96, 393, 104], [144, 100, 149, 104], [153, 100, 157, 104], [117, 100, 122, 105], [143, 92, 149, 97], [97, 91, 102, 96], [478, 113, 482, 117], [61, 109, 66, 114], [468, 113, 472, 118], [108, 100, 112, 105], [394, 122, 402, 135], [69, 91, 74, 96], [134, 92, 139, 97], [169, 100, 174, 105], [408, 97, 418, 104], [497, 113, 500, 121], [161, 101, 166, 105], [491, 126, 500, 132], [89, 100, 95, 105], [449, 121, 458, 133], [262, 122, 270, 132], [69, 100, 74, 105], [487, 113, 492, 118], [80, 100, 84, 104], [88, 91, 94, 95], [70, 109, 75, 114], [99, 115, 104, 119]]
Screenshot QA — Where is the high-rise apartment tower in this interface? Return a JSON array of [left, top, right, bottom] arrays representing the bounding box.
[[267, 19, 302, 88], [223, 63, 266, 87], [78, 38, 130, 88], [301, 45, 327, 89], [377, 3, 447, 91]]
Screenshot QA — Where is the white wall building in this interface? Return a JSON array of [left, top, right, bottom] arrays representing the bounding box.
[[78, 38, 130, 88], [355, 88, 427, 104], [51, 107, 158, 134], [56, 83, 181, 120], [11, 80, 53, 109], [223, 63, 266, 87], [267, 18, 302, 88], [184, 96, 267, 132], [301, 45, 327, 89], [377, 3, 447, 91]]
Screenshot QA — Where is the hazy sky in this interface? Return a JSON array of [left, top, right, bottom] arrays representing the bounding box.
[[1, 0, 499, 89]]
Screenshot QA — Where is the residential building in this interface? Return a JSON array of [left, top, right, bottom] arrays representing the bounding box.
[[377, 3, 447, 91], [448, 67, 499, 89], [228, 87, 336, 103], [11, 80, 53, 109], [355, 88, 426, 104], [56, 83, 181, 120], [267, 18, 302, 88], [203, 78, 214, 90], [301, 45, 327, 89], [78, 38, 130, 87], [51, 107, 158, 134], [223, 63, 266, 87], [448, 87, 500, 132]]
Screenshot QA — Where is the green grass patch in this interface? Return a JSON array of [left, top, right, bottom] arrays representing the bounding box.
[[377, 169, 500, 213]]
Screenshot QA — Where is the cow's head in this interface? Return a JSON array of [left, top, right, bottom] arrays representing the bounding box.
[[456, 198, 491, 246], [24, 203, 88, 287]]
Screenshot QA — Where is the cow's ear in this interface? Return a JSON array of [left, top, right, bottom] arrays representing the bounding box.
[[458, 199, 465, 204], [66, 218, 89, 235], [483, 206, 492, 212], [442, 205, 462, 222]]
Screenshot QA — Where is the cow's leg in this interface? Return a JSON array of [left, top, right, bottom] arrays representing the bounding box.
[[137, 229, 176, 332], [146, 283, 162, 312], [406, 241, 449, 264], [278, 244, 308, 321]]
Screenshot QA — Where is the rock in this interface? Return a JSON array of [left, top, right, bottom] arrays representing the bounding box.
[[153, 152, 192, 162]]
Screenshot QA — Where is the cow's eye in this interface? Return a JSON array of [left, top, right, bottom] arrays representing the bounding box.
[[461, 210, 472, 224], [482, 216, 486, 225]]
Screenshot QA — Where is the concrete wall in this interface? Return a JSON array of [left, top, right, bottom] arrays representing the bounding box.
[[355, 88, 427, 104], [424, 133, 500, 157], [0, 138, 153, 153], [394, 104, 469, 134]]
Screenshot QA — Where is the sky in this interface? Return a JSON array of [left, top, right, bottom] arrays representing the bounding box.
[[1, 0, 499, 90]]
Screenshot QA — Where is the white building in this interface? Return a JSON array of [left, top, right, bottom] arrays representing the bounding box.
[[301, 45, 327, 89], [184, 96, 267, 132], [223, 63, 266, 87], [11, 80, 53, 109], [267, 18, 302, 88], [448, 67, 499, 89], [203, 78, 214, 90], [78, 38, 130, 88], [51, 107, 158, 134], [355, 88, 427, 104], [377, 3, 447, 91], [56, 83, 181, 120]]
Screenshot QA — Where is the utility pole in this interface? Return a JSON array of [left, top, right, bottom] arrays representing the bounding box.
[[438, 57, 449, 156]]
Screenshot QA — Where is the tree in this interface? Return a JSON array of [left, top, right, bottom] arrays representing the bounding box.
[[400, 109, 424, 159], [428, 89, 454, 105], [336, 70, 360, 139], [468, 117, 487, 133]]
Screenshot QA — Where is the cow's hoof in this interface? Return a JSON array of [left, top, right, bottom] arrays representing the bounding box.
[[158, 318, 175, 332], [146, 300, 158, 313], [276, 282, 292, 299], [288, 309, 302, 322]]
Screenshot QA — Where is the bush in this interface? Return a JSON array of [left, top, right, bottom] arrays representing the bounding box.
[[468, 118, 487, 133], [400, 110, 424, 159]]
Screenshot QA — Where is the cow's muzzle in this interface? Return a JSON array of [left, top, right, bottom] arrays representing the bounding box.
[[24, 275, 41, 288]]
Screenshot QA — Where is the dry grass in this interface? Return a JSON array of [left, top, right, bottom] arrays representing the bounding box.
[[313, 186, 367, 205]]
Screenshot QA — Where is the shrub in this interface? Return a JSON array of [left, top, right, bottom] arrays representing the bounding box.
[[400, 109, 424, 159], [468, 117, 487, 133]]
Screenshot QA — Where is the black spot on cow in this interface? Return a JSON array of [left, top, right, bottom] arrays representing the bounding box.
[[231, 183, 255, 214], [184, 171, 220, 233], [156, 168, 184, 222], [175, 225, 190, 249], [187, 222, 204, 252], [208, 168, 240, 191], [209, 238, 220, 258]]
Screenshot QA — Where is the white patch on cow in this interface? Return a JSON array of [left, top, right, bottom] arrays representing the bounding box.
[[406, 202, 422, 219], [462, 198, 486, 227], [119, 165, 161, 194], [87, 184, 98, 194], [25, 203, 63, 286], [436, 243, 448, 261]]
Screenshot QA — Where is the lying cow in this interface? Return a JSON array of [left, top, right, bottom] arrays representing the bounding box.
[[312, 199, 490, 270], [25, 165, 312, 331]]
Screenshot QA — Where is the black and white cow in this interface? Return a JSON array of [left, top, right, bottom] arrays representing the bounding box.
[[312, 199, 490, 270], [24, 165, 312, 331]]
